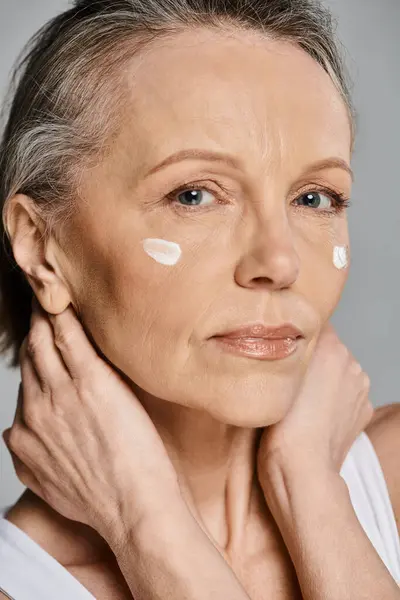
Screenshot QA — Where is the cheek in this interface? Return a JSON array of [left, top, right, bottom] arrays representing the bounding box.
[[72, 200, 231, 367], [76, 239, 198, 384], [310, 262, 348, 322], [79, 219, 242, 394], [295, 215, 349, 320]]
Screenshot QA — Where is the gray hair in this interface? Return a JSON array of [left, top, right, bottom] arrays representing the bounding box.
[[0, 0, 354, 366]]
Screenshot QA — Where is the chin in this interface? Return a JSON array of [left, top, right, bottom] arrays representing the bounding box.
[[122, 345, 309, 428], [175, 371, 304, 428]]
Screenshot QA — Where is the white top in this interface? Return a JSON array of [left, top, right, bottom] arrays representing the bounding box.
[[0, 431, 400, 599]]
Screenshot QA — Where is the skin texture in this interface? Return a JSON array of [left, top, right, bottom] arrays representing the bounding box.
[[6, 26, 353, 571]]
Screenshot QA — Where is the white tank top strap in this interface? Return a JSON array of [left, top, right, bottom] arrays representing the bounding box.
[[340, 431, 400, 584], [0, 509, 95, 600]]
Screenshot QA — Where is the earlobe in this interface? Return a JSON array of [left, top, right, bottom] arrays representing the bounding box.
[[4, 193, 72, 314], [34, 285, 72, 316]]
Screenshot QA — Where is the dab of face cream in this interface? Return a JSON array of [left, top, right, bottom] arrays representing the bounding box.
[[142, 238, 182, 266], [333, 245, 349, 270]]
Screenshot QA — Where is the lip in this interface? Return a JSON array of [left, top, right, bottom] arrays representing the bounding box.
[[211, 336, 302, 361], [212, 322, 304, 340]]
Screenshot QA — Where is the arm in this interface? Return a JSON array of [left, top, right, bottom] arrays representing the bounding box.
[[101, 498, 251, 600], [262, 454, 400, 600], [1, 304, 248, 600]]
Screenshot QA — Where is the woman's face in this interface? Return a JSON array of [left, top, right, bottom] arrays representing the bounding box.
[[60, 28, 352, 427]]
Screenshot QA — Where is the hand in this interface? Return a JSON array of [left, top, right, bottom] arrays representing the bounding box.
[[257, 321, 375, 484], [2, 298, 181, 541]]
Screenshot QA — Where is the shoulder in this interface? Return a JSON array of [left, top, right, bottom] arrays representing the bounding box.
[[364, 403, 400, 536]]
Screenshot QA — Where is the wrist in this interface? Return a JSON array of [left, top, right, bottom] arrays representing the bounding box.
[[101, 490, 191, 553], [259, 451, 347, 520], [260, 445, 337, 488]]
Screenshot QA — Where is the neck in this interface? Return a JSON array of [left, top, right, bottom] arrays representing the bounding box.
[[136, 387, 271, 558], [8, 389, 277, 568]]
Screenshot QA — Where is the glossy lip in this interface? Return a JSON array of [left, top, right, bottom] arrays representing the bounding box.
[[211, 336, 302, 361], [212, 322, 304, 340]]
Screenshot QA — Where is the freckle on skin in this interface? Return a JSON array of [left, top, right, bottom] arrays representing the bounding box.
[[142, 238, 182, 266]]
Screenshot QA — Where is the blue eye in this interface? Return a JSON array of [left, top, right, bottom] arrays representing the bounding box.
[[295, 191, 332, 210], [165, 184, 349, 215], [176, 189, 215, 207]]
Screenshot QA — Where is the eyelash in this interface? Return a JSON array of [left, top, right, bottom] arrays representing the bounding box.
[[164, 181, 351, 216]]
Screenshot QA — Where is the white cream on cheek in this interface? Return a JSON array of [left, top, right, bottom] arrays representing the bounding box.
[[333, 245, 349, 270], [142, 238, 182, 266], [142, 238, 349, 271]]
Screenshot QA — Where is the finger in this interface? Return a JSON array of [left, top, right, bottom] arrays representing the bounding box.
[[12, 383, 24, 427], [20, 335, 52, 400], [4, 383, 29, 433], [27, 302, 70, 389], [318, 321, 338, 343], [47, 303, 99, 380], [3, 415, 46, 477], [7, 445, 43, 498], [13, 380, 40, 433]]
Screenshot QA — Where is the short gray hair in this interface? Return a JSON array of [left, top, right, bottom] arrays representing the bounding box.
[[0, 0, 354, 367]]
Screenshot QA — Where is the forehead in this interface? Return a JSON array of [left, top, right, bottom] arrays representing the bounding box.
[[116, 28, 351, 175]]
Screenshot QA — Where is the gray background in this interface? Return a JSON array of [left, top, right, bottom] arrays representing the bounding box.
[[0, 0, 399, 508]]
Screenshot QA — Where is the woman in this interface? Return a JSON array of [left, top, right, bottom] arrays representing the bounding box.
[[0, 0, 399, 598]]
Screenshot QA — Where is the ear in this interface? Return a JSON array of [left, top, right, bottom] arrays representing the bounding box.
[[4, 193, 72, 314]]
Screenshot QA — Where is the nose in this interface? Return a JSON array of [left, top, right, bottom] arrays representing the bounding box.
[[234, 209, 300, 291]]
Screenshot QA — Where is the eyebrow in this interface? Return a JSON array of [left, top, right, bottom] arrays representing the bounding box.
[[305, 158, 354, 182], [144, 149, 354, 182], [144, 149, 242, 177]]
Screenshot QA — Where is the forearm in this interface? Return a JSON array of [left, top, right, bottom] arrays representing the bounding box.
[[261, 456, 400, 600], [102, 499, 251, 600]]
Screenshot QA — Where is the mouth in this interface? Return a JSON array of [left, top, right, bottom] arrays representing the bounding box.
[[211, 323, 304, 361]]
